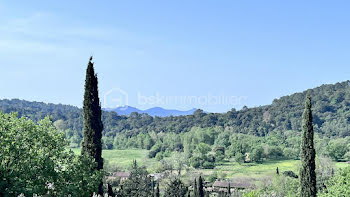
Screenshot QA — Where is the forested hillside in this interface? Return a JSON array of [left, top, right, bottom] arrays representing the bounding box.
[[1, 81, 349, 145]]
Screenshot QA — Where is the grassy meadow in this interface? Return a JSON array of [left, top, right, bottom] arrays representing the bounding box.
[[70, 148, 349, 180], [69, 148, 159, 171], [200, 160, 300, 178]]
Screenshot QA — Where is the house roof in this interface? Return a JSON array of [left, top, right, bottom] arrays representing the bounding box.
[[149, 173, 163, 180]]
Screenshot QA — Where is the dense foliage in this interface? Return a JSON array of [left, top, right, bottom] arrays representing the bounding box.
[[318, 166, 350, 197], [0, 112, 102, 196]]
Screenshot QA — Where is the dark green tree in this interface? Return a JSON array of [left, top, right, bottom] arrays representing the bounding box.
[[300, 94, 316, 197], [250, 146, 264, 163], [198, 176, 204, 197], [164, 178, 188, 197], [81, 56, 104, 195], [194, 178, 198, 197], [155, 183, 160, 197], [228, 183, 231, 195], [119, 160, 153, 197], [235, 152, 245, 164], [107, 183, 115, 197]]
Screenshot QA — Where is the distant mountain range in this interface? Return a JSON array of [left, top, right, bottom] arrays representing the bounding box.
[[103, 106, 197, 117], [1, 80, 350, 138]]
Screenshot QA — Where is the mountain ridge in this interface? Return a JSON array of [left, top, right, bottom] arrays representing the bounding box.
[[104, 106, 197, 117]]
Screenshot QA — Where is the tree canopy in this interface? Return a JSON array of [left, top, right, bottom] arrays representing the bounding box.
[[0, 112, 102, 196]]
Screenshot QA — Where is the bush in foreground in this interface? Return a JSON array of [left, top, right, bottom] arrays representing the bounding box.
[[319, 166, 350, 197], [0, 112, 102, 196]]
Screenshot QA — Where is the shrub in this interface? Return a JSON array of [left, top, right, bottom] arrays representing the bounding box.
[[235, 152, 245, 164], [203, 161, 215, 169], [283, 171, 298, 178], [155, 152, 164, 161], [318, 167, 350, 197]]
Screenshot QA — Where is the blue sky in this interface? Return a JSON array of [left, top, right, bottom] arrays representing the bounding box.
[[1, 1, 350, 112]]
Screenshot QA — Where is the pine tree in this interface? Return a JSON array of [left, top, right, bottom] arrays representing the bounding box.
[[198, 176, 204, 197], [81, 56, 104, 195], [300, 94, 316, 197]]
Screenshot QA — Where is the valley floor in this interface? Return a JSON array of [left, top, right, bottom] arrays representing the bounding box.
[[70, 148, 349, 181]]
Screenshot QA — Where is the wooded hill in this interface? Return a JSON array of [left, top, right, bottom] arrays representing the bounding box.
[[1, 80, 349, 141]]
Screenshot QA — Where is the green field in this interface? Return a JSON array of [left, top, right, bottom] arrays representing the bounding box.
[[69, 148, 159, 171], [200, 159, 349, 179], [200, 160, 300, 179], [70, 148, 349, 179]]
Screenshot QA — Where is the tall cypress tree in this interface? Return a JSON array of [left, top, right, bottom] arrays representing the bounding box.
[[194, 178, 198, 197], [228, 182, 231, 195], [198, 176, 204, 197], [81, 56, 104, 195], [300, 94, 316, 197], [155, 183, 160, 197]]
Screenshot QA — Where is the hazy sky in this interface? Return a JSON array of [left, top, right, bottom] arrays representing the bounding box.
[[1, 1, 350, 112]]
